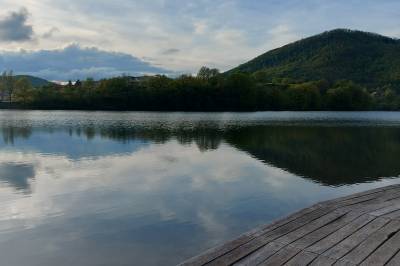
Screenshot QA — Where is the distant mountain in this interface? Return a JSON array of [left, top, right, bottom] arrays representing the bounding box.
[[15, 75, 52, 87], [229, 29, 400, 87]]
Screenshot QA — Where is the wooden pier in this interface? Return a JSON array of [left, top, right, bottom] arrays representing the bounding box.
[[180, 184, 400, 266]]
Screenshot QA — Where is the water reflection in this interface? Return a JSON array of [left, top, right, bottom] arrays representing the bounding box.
[[0, 111, 399, 266], [225, 126, 400, 185], [2, 120, 400, 186], [0, 163, 35, 193], [2, 125, 32, 144]]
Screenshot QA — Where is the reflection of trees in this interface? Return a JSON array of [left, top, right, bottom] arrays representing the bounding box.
[[2, 121, 400, 186], [58, 124, 400, 185], [1, 125, 32, 144], [225, 126, 400, 186], [78, 125, 222, 152]]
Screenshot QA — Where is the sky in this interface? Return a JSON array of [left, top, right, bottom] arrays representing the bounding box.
[[0, 0, 399, 81]]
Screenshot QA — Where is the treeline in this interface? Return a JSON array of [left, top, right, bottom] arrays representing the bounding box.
[[2, 67, 400, 111]]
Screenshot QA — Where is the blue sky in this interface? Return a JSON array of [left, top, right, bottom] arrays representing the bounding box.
[[0, 0, 399, 81]]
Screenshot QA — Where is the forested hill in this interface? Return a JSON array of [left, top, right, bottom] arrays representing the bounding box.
[[229, 29, 400, 87], [2, 29, 400, 111], [15, 75, 51, 87]]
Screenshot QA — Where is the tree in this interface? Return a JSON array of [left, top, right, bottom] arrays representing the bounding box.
[[326, 81, 371, 110], [14, 77, 34, 105], [286, 82, 322, 110], [0, 71, 15, 102], [224, 73, 256, 109], [197, 67, 220, 80]]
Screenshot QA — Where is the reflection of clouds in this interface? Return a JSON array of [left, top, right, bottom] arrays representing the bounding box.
[[0, 141, 296, 235], [0, 140, 399, 265]]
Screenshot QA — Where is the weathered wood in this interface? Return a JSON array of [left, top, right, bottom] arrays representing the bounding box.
[[383, 209, 400, 220], [332, 259, 357, 266], [206, 207, 337, 265], [179, 185, 400, 266], [290, 211, 358, 250], [318, 216, 389, 259], [258, 245, 301, 266], [340, 220, 400, 264], [306, 214, 378, 255], [179, 203, 325, 266], [385, 249, 400, 266], [284, 251, 318, 266], [233, 242, 284, 266], [274, 209, 349, 245], [360, 230, 400, 265], [369, 204, 400, 217], [308, 255, 337, 265]]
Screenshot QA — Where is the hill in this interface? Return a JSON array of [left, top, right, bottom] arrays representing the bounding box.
[[5, 30, 400, 110], [229, 29, 400, 88], [15, 75, 51, 87]]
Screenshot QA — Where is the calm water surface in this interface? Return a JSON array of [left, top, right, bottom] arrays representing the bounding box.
[[0, 111, 400, 265]]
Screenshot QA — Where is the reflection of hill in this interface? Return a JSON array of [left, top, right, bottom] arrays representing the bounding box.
[[1, 122, 400, 186], [0, 163, 35, 193], [225, 126, 400, 186]]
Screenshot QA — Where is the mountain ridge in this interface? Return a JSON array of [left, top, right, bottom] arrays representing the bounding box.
[[15, 75, 52, 87], [229, 29, 400, 88]]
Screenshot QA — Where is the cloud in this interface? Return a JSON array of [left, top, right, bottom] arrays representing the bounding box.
[[0, 44, 171, 80], [162, 48, 181, 55], [42, 27, 59, 39], [0, 8, 34, 42], [1, 1, 400, 73]]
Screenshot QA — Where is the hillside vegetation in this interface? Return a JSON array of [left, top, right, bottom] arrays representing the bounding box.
[[1, 29, 400, 111], [231, 29, 400, 88]]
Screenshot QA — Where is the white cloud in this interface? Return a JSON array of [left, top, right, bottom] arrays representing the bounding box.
[[0, 1, 399, 76]]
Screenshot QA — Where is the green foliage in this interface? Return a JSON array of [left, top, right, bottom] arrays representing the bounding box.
[[326, 81, 371, 110], [6, 69, 397, 111], [15, 75, 51, 87], [286, 82, 322, 110], [0, 71, 15, 102], [14, 77, 34, 105], [197, 67, 220, 80], [5, 29, 400, 111], [230, 29, 400, 88]]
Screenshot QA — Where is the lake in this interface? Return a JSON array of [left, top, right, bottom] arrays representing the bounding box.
[[0, 110, 400, 266]]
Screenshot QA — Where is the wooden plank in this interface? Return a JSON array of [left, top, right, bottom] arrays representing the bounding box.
[[305, 214, 378, 254], [340, 220, 400, 264], [292, 196, 400, 251], [275, 209, 349, 245], [258, 245, 301, 266], [386, 249, 400, 266], [211, 186, 400, 266], [332, 190, 395, 209], [180, 185, 400, 266], [233, 242, 284, 266], [359, 230, 400, 265], [332, 259, 357, 266], [309, 255, 337, 266], [289, 190, 400, 251], [369, 203, 400, 217], [205, 207, 337, 266], [291, 207, 384, 250], [353, 196, 400, 214], [383, 209, 400, 220], [284, 251, 318, 266], [321, 185, 400, 207], [320, 217, 389, 259], [180, 203, 326, 266]]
